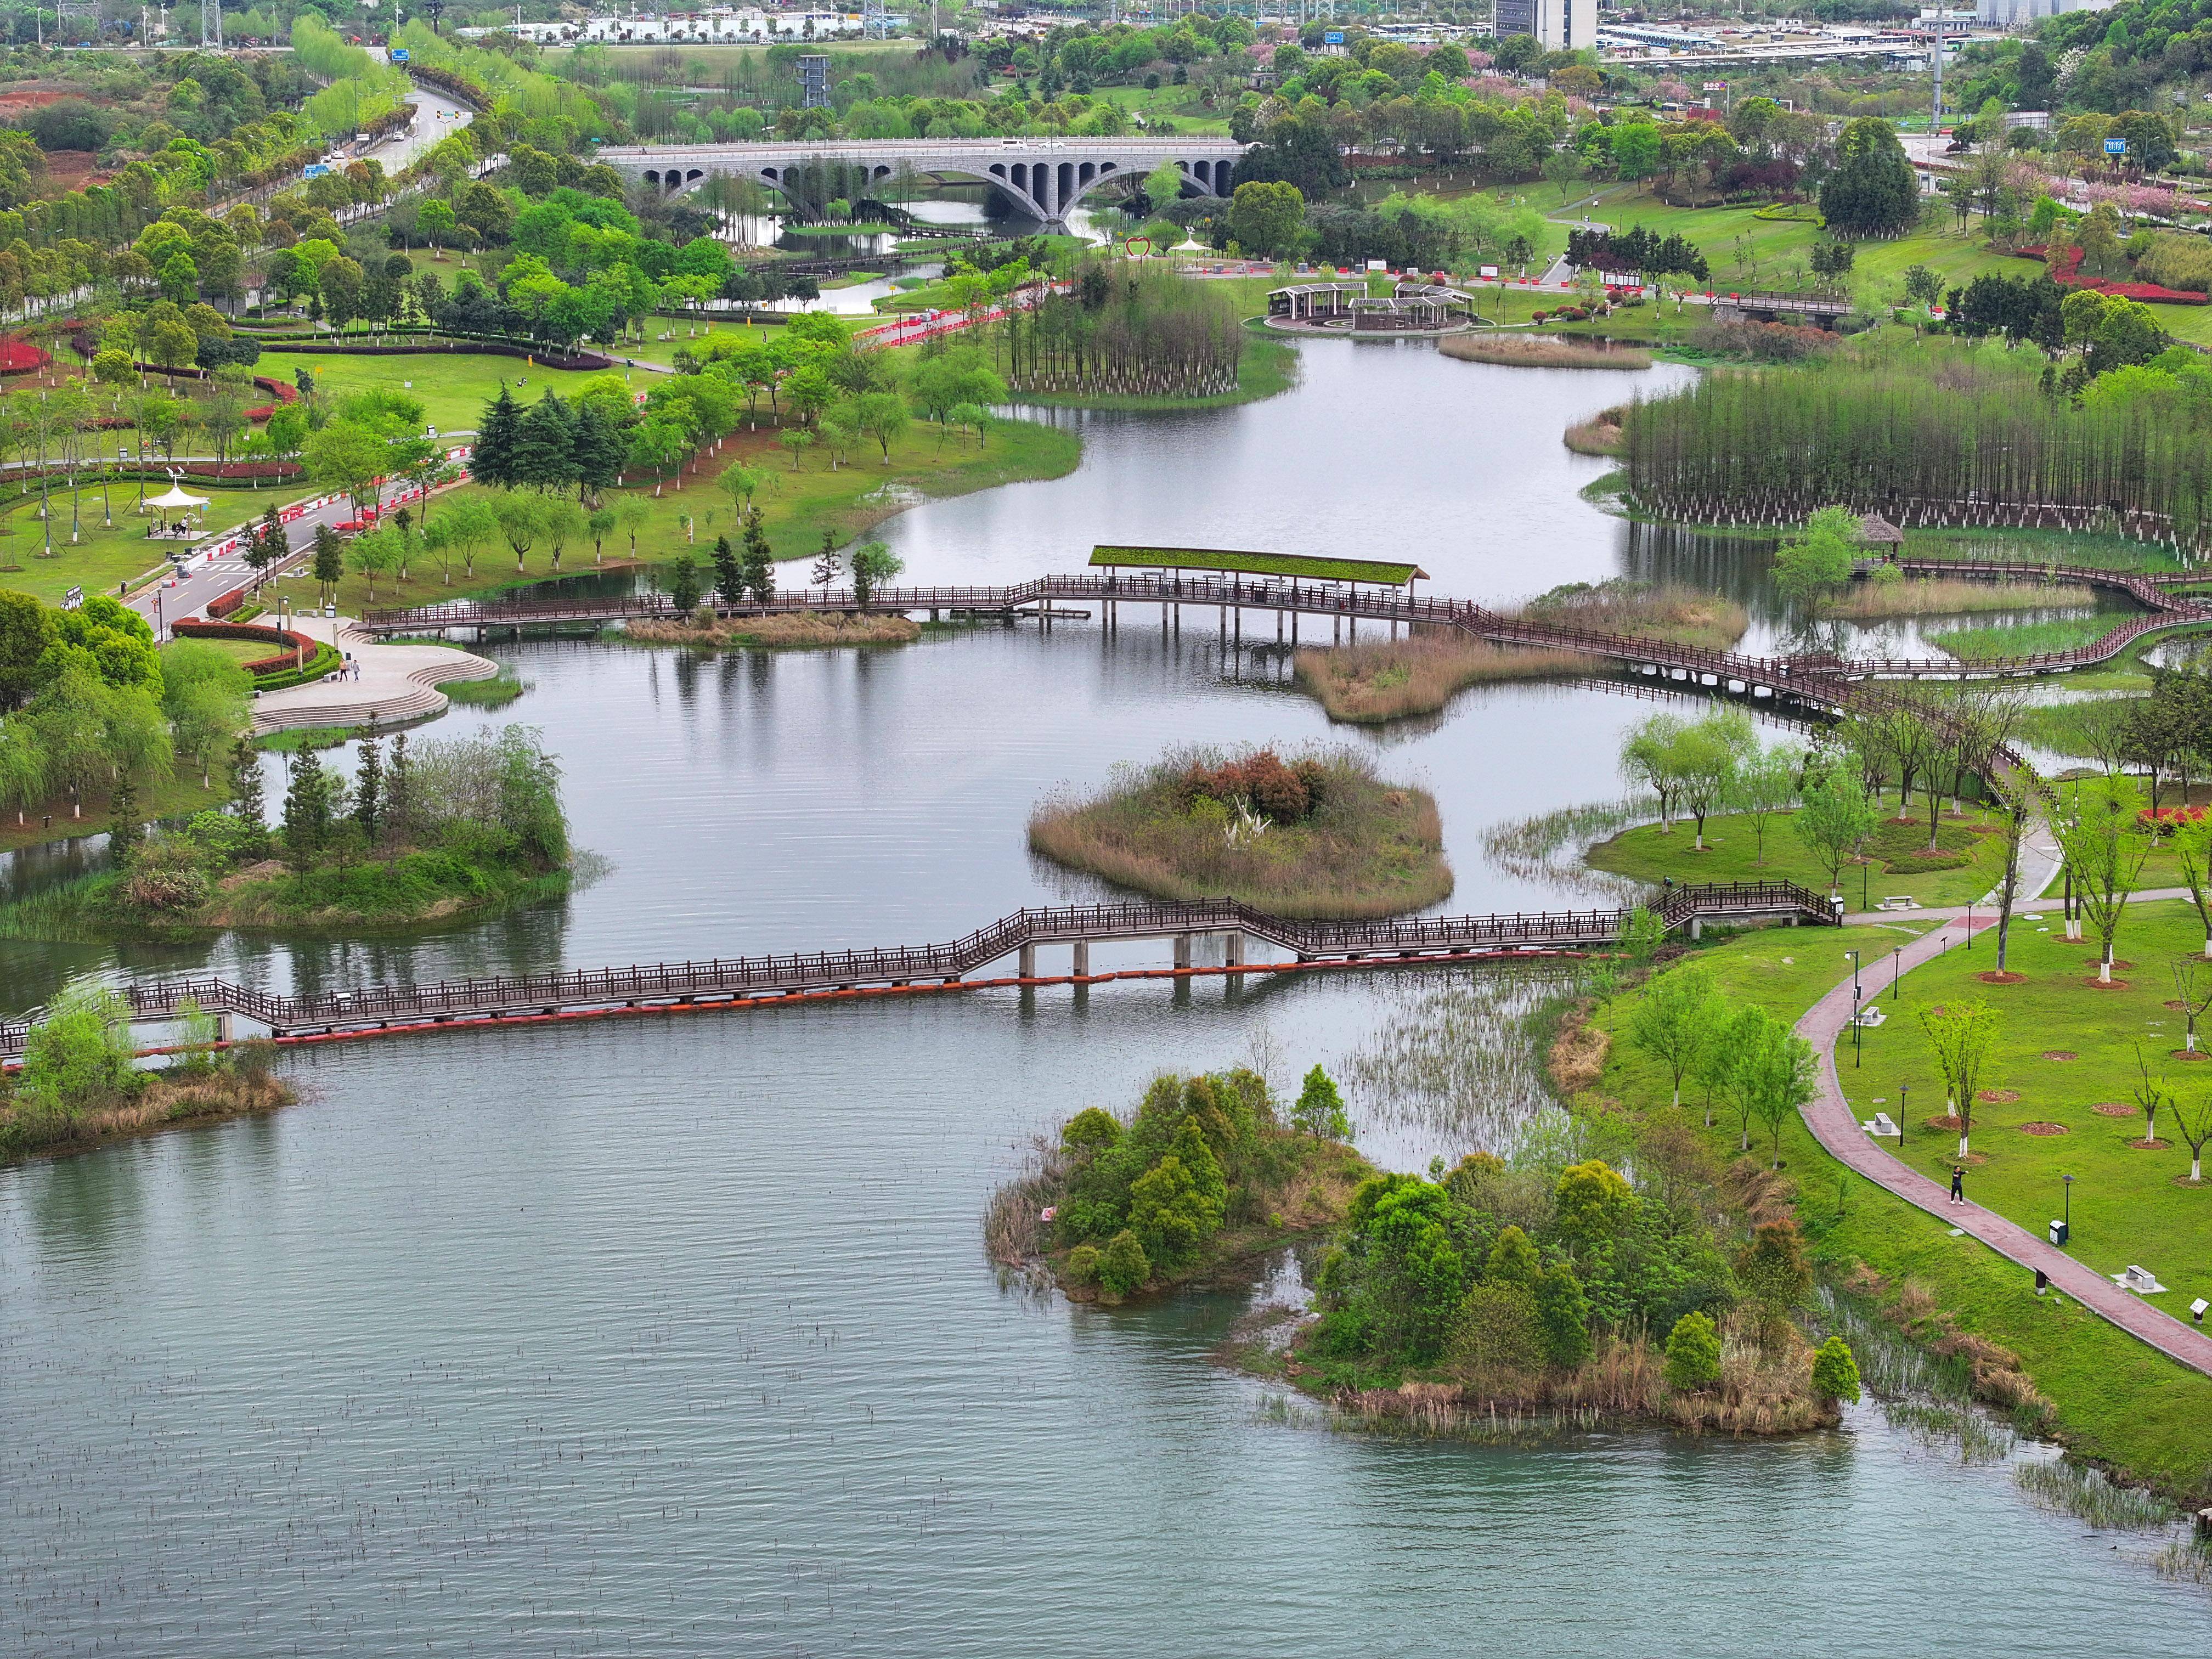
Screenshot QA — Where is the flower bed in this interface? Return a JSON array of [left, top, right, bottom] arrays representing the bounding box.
[[170, 619, 322, 678], [2140, 804, 2207, 833], [2017, 245, 2208, 304], [0, 336, 51, 374]]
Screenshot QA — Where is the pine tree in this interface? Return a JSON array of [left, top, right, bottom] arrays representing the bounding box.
[[514, 393, 578, 493], [571, 405, 627, 504], [312, 522, 344, 605], [471, 386, 523, 488], [811, 529, 839, 588], [385, 731, 413, 845], [108, 771, 139, 859], [230, 735, 264, 830], [712, 533, 743, 608], [741, 503, 775, 602], [353, 735, 382, 843], [282, 749, 336, 874]]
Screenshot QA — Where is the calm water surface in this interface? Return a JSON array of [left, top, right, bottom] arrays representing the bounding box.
[[3, 342, 2202, 1655]]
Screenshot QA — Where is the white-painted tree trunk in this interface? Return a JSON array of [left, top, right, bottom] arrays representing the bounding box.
[[1958, 1132, 1971, 1158], [2100, 955, 2113, 983]]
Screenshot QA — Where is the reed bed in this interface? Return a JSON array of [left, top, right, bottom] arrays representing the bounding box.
[[1479, 796, 1653, 898], [1520, 580, 1750, 651], [1928, 614, 2122, 664], [1293, 630, 1598, 723], [2, 1068, 294, 1165], [2015, 1459, 2178, 1530], [1027, 746, 1452, 919], [1342, 972, 1579, 1151], [1820, 578, 2096, 620], [1440, 335, 1654, 370], [1564, 408, 1628, 456], [625, 612, 921, 649]]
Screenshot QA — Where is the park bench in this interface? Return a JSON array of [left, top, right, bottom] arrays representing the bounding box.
[[1876, 896, 1920, 912], [1862, 1112, 1900, 1138], [2112, 1265, 2167, 1295]]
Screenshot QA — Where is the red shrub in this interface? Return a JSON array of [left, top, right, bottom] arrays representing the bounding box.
[[1177, 750, 1327, 823]]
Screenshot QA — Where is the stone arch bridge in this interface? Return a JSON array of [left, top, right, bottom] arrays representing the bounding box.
[[596, 137, 1250, 228]]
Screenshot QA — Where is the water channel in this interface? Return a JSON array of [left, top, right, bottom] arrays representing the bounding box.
[[4, 339, 2203, 1655]]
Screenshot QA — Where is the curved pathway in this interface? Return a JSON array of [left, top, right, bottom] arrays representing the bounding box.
[[1797, 911, 2212, 1379], [250, 619, 499, 735]]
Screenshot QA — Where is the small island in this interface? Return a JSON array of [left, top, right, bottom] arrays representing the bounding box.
[[988, 1065, 1373, 1300], [1028, 746, 1451, 917], [2, 981, 294, 1165], [1268, 1150, 1861, 1436], [1, 725, 573, 939]]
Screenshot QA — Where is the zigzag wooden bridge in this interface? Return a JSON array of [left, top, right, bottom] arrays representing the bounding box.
[[0, 883, 1834, 1058], [359, 557, 2212, 693]]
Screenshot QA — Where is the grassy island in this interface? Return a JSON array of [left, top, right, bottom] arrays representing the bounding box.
[[1522, 580, 1748, 652], [2, 982, 295, 1166], [1028, 746, 1451, 918], [1820, 576, 2098, 622], [1441, 335, 1654, 371], [624, 611, 922, 650], [988, 1066, 1373, 1302], [1264, 1147, 1856, 1436], [1295, 632, 1597, 724], [0, 726, 572, 940]]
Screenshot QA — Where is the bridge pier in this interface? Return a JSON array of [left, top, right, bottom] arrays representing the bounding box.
[[1073, 940, 1090, 977], [1173, 933, 1192, 969], [1225, 931, 1245, 967], [1019, 943, 1035, 978]]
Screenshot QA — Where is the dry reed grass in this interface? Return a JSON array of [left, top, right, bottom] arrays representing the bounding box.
[[1564, 409, 1628, 456], [1293, 629, 1598, 724], [1331, 1316, 1832, 1436], [1027, 746, 1452, 919], [1441, 335, 1655, 370], [2, 1070, 295, 1165], [625, 612, 922, 648], [1519, 581, 1750, 652], [1820, 578, 2097, 620]]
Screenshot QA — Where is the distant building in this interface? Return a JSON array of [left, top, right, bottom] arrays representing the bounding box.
[[798, 52, 830, 106], [458, 10, 876, 45], [1496, 0, 1583, 52]]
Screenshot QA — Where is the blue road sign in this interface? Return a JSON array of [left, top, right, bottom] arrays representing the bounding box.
[[2105, 137, 2128, 154], [1324, 30, 1344, 43], [388, 47, 409, 63]]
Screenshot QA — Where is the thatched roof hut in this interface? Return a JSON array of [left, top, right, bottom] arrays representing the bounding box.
[[1858, 513, 1905, 549]]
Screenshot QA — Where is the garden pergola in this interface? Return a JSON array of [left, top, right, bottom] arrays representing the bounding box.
[[1086, 544, 1430, 646]]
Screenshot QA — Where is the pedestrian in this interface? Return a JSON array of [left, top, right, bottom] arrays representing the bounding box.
[[1950, 1165, 1965, 1206]]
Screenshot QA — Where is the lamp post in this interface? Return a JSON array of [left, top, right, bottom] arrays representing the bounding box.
[[2063, 1172, 2074, 1237], [1899, 1084, 1907, 1147], [1892, 946, 1902, 1002], [1849, 949, 1863, 1068]]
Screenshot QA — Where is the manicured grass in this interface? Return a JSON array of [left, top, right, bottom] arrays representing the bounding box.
[[1089, 82, 1233, 134], [0, 483, 293, 606], [264, 349, 618, 438], [1585, 797, 2013, 914], [0, 770, 229, 855], [308, 411, 1081, 617], [1599, 921, 2212, 1495], [1572, 185, 2016, 309]]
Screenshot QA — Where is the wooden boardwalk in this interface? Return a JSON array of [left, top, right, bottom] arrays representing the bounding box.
[[359, 558, 2212, 691], [0, 882, 1832, 1057]]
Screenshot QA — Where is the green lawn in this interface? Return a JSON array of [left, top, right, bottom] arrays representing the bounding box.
[[1090, 82, 1233, 134], [0, 482, 298, 606], [1927, 614, 2138, 664], [1600, 919, 2212, 1494], [1570, 184, 2015, 309], [1587, 797, 2014, 914], [263, 349, 620, 438], [0, 770, 229, 855], [309, 410, 1081, 617]]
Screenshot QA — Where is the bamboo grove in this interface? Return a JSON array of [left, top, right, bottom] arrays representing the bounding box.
[[996, 262, 1245, 399], [1623, 343, 2212, 551]]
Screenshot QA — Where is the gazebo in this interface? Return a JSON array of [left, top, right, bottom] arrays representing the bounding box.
[[145, 483, 210, 540], [1858, 513, 1906, 551]]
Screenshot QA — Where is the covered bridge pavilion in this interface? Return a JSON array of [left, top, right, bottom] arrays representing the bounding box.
[[1086, 544, 1431, 645]]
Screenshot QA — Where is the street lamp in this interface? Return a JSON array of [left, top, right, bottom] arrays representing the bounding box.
[[1848, 949, 1863, 1068], [1892, 946, 1902, 1002], [2063, 1172, 2074, 1236]]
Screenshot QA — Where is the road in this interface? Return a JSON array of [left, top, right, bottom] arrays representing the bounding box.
[[125, 454, 469, 639]]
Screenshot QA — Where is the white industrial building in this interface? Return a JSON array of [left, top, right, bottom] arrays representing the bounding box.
[[461, 10, 873, 44], [1974, 0, 2114, 24]]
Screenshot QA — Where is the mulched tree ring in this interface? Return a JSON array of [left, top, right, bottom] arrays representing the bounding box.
[[2084, 978, 2132, 990], [2173, 1175, 2206, 1189], [1978, 972, 2028, 984], [2173, 1049, 2209, 1062], [2086, 958, 2136, 972], [2091, 1102, 2138, 1118], [2128, 1138, 2173, 1150], [2018, 1122, 2069, 1136], [2040, 1051, 2077, 1062], [2165, 1000, 2189, 1011], [1924, 1114, 1964, 1131], [1976, 1089, 2022, 1104]]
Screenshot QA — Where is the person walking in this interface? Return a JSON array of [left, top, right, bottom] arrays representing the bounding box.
[[1950, 1165, 1965, 1206]]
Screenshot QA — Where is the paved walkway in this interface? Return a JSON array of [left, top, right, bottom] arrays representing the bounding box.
[[1796, 911, 2212, 1379], [250, 619, 498, 735]]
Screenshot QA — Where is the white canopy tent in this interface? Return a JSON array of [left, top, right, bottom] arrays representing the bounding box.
[[145, 484, 211, 512]]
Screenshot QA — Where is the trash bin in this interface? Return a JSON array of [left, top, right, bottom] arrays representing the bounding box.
[[2048, 1219, 2069, 1246]]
